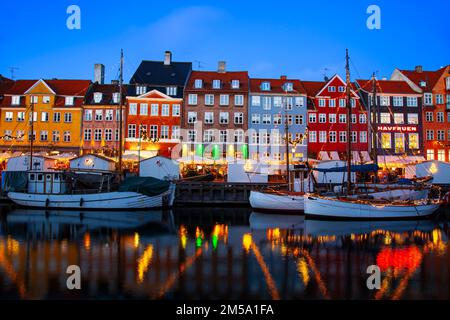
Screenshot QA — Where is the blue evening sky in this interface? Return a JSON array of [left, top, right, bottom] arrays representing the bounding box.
[[1, 0, 449, 83]]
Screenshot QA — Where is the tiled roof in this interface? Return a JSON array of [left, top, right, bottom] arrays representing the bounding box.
[[186, 71, 249, 91], [356, 79, 418, 95], [301, 81, 325, 97], [399, 66, 449, 91], [44, 79, 91, 96], [130, 60, 192, 87], [85, 83, 128, 105], [250, 77, 306, 94]]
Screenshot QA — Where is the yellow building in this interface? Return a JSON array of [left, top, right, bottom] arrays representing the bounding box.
[[0, 79, 91, 154]]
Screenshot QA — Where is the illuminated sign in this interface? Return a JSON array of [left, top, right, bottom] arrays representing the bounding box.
[[377, 126, 417, 133]]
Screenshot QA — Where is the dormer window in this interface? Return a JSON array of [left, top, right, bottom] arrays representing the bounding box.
[[420, 81, 427, 88], [112, 93, 120, 104], [212, 80, 221, 89], [93, 92, 102, 103], [12, 95, 21, 105], [261, 82, 271, 91], [65, 96, 74, 106], [136, 85, 147, 95], [446, 77, 450, 90], [194, 79, 203, 89], [284, 83, 293, 91], [328, 86, 336, 92], [231, 80, 240, 89], [166, 86, 177, 96]]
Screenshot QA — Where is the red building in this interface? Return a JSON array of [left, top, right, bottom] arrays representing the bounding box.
[[303, 75, 369, 162], [125, 90, 182, 158], [391, 66, 450, 162]]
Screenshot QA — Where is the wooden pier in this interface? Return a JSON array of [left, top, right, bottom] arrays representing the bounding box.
[[174, 182, 285, 205]]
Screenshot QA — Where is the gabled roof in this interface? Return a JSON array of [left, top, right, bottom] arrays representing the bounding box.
[[130, 60, 192, 86], [186, 71, 249, 91], [2, 80, 38, 95], [397, 66, 449, 92], [85, 83, 128, 105], [44, 79, 91, 96], [356, 79, 419, 95], [250, 77, 306, 94]]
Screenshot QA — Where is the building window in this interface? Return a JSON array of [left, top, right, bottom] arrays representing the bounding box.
[[446, 77, 450, 90], [262, 97, 271, 110], [234, 112, 244, 124], [319, 131, 327, 143], [329, 114, 336, 123], [393, 96, 403, 107], [139, 103, 148, 116], [234, 130, 244, 143], [252, 113, 261, 124], [424, 93, 433, 105], [84, 129, 92, 141], [338, 86, 345, 92], [105, 110, 113, 121], [318, 99, 326, 107], [52, 131, 60, 142], [65, 96, 74, 106], [339, 114, 347, 123], [273, 114, 282, 125], [425, 112, 433, 122], [5, 112, 13, 122], [17, 112, 25, 122], [52, 112, 60, 123], [194, 79, 203, 89], [105, 128, 112, 141], [166, 86, 177, 96], [329, 131, 336, 143], [329, 99, 336, 108], [204, 130, 214, 142], [188, 112, 197, 124], [394, 133, 405, 153], [84, 110, 92, 121], [407, 97, 418, 107], [40, 131, 48, 141], [328, 86, 336, 92], [339, 132, 347, 143], [437, 112, 444, 122], [359, 114, 367, 124], [41, 112, 49, 122], [273, 97, 282, 108], [394, 113, 404, 124], [12, 96, 20, 105], [172, 126, 180, 140], [286, 115, 293, 125], [408, 113, 418, 124], [436, 94, 444, 105], [205, 94, 215, 105], [380, 113, 391, 124], [351, 114, 357, 124], [188, 94, 198, 105], [284, 83, 293, 91], [294, 115, 303, 125], [136, 86, 146, 95], [231, 80, 240, 89], [437, 150, 445, 161], [261, 82, 271, 91], [319, 114, 326, 123], [172, 104, 180, 116], [204, 112, 214, 124], [309, 113, 316, 123], [42, 96, 50, 104], [309, 131, 317, 143], [409, 133, 419, 149], [234, 95, 244, 106], [262, 114, 271, 124], [94, 129, 102, 141], [426, 130, 434, 141], [351, 131, 357, 143], [381, 133, 391, 149], [437, 130, 445, 141], [30, 96, 38, 104], [212, 80, 221, 89], [188, 130, 197, 142], [112, 93, 120, 104], [219, 130, 228, 143], [128, 124, 136, 138], [161, 104, 170, 116], [295, 97, 304, 107], [360, 131, 367, 143], [339, 99, 346, 108], [64, 113, 72, 123], [63, 131, 71, 142], [115, 129, 119, 141], [93, 92, 102, 103], [149, 104, 158, 116], [220, 95, 229, 106], [252, 96, 261, 106], [380, 96, 390, 106], [426, 149, 435, 160], [95, 110, 103, 121], [148, 125, 157, 140], [160, 126, 169, 139], [129, 103, 138, 115], [220, 112, 229, 124]]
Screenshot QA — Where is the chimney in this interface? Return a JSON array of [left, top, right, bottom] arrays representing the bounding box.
[[94, 64, 105, 84], [382, 77, 387, 81], [218, 61, 226, 73], [415, 65, 423, 73], [111, 80, 119, 85], [280, 75, 287, 80], [164, 51, 172, 65]]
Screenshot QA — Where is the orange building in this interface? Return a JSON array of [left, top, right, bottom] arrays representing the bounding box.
[[125, 90, 182, 158], [392, 66, 450, 161], [0, 79, 91, 154]]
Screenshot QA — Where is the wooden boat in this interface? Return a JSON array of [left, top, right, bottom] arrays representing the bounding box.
[[249, 190, 305, 213]]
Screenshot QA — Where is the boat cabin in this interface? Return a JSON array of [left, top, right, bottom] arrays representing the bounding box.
[[27, 171, 68, 194]]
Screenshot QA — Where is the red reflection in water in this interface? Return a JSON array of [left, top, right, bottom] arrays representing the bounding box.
[[376, 246, 423, 272]]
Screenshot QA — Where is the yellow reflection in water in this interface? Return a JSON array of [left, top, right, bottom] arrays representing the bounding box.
[[242, 233, 252, 252], [137, 245, 154, 283], [297, 258, 310, 286], [134, 233, 140, 249], [6, 237, 20, 255], [83, 233, 91, 251]]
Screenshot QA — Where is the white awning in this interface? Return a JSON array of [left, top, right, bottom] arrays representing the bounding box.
[[378, 155, 426, 167], [330, 151, 340, 160], [352, 151, 361, 163], [318, 151, 330, 161], [361, 151, 372, 163]]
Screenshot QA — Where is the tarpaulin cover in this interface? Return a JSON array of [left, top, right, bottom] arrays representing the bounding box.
[[118, 176, 170, 196], [1, 171, 27, 192], [313, 164, 379, 173]]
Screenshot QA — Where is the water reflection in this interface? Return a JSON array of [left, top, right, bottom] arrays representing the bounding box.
[[0, 205, 448, 300]]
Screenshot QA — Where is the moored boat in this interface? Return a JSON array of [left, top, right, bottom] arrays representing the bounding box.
[[249, 190, 305, 213]]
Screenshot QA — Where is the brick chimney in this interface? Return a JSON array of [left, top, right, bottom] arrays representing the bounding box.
[[164, 51, 172, 66], [415, 65, 423, 73], [218, 61, 226, 73], [280, 75, 287, 80]]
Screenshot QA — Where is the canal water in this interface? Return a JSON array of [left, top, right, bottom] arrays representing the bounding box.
[[0, 205, 449, 300]]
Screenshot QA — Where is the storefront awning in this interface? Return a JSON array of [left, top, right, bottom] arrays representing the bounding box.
[[378, 155, 425, 167]]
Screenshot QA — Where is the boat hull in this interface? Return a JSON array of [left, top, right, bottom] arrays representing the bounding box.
[[7, 184, 176, 210], [249, 191, 304, 213], [304, 195, 440, 220]]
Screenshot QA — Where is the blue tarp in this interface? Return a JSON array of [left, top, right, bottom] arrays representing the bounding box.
[[313, 164, 379, 173]]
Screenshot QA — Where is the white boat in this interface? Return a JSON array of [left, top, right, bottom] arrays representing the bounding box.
[[249, 191, 305, 213], [304, 195, 440, 220], [6, 170, 176, 210]]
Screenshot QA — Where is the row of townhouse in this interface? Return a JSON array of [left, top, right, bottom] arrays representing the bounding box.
[[0, 51, 449, 165]]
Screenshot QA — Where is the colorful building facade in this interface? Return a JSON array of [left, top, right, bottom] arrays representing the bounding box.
[[0, 79, 91, 154], [81, 83, 126, 156], [125, 90, 182, 158], [248, 77, 308, 163], [182, 63, 249, 162], [356, 79, 424, 168], [391, 66, 450, 162], [303, 75, 369, 162]]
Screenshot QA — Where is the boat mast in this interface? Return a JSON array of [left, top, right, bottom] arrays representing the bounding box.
[[345, 49, 352, 194], [118, 49, 124, 175], [371, 73, 378, 169], [29, 101, 34, 171], [284, 93, 290, 190]]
